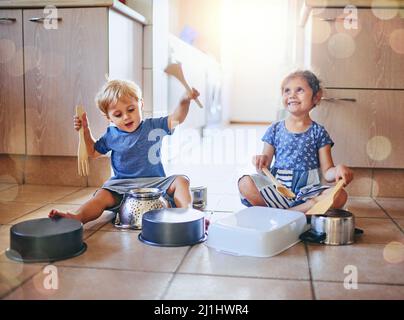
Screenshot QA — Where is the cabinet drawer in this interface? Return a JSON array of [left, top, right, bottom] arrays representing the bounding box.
[[0, 9, 25, 154], [311, 89, 404, 168], [307, 8, 404, 89]]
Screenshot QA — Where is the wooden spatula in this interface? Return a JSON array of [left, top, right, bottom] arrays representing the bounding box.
[[164, 63, 204, 108], [262, 167, 296, 199], [76, 105, 89, 176], [306, 179, 345, 215]]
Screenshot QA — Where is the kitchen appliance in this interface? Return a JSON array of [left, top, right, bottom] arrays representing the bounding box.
[[191, 186, 207, 210], [300, 209, 364, 245], [138, 208, 207, 247], [206, 207, 308, 257], [6, 218, 86, 263], [114, 188, 167, 230]]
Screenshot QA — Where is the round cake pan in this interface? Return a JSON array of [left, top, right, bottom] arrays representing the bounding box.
[[6, 218, 87, 263], [138, 208, 207, 247]]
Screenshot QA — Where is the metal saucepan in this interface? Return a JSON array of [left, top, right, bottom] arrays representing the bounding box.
[[191, 186, 207, 210], [300, 209, 363, 245], [138, 207, 207, 247], [6, 218, 87, 263]]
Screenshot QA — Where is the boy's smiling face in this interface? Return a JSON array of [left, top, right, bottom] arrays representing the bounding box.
[[107, 96, 143, 132], [282, 76, 321, 116]]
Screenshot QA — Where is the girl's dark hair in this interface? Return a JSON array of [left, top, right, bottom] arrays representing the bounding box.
[[281, 70, 321, 97]]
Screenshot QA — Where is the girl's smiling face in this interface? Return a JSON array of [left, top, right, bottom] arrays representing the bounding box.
[[107, 96, 143, 132], [282, 76, 321, 116]]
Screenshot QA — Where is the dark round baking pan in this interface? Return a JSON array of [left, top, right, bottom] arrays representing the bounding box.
[[5, 218, 87, 263], [138, 208, 207, 247]]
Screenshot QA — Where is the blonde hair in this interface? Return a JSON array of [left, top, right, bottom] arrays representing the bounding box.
[[95, 79, 142, 115]]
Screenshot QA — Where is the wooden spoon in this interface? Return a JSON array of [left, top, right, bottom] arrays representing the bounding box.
[[164, 63, 204, 108], [262, 167, 296, 199], [306, 179, 345, 215]]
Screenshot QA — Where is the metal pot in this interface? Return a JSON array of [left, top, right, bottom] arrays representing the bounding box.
[[6, 218, 86, 263], [300, 209, 363, 245], [191, 186, 207, 210], [114, 188, 167, 230], [138, 208, 207, 247]]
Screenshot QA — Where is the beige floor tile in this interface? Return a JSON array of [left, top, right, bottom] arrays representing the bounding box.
[[53, 188, 98, 205], [0, 185, 81, 204], [0, 184, 18, 192], [0, 225, 11, 253], [374, 198, 404, 218], [0, 261, 43, 299], [178, 243, 310, 280], [163, 274, 312, 300], [395, 219, 404, 230], [0, 202, 44, 224], [313, 281, 404, 300], [56, 230, 189, 272], [215, 194, 246, 212], [205, 194, 222, 211], [4, 267, 173, 300], [355, 218, 404, 244], [308, 243, 404, 284], [345, 197, 388, 218]]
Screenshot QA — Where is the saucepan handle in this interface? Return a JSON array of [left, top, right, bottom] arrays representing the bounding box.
[[299, 229, 327, 244], [354, 228, 364, 235]]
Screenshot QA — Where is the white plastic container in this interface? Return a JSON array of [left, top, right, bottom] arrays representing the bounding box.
[[206, 207, 308, 257]]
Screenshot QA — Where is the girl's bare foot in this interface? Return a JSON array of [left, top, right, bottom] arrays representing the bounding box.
[[48, 209, 80, 220]]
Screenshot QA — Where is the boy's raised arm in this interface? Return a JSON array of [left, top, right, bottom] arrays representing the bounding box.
[[168, 88, 200, 130]]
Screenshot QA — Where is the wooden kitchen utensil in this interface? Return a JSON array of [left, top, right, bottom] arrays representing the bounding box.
[[164, 63, 204, 108], [262, 167, 296, 199], [76, 105, 89, 176], [306, 179, 345, 215]]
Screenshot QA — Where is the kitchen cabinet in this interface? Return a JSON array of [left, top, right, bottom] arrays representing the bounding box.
[[0, 6, 143, 156], [311, 89, 404, 168], [0, 9, 25, 154], [308, 8, 404, 89], [304, 6, 404, 168]]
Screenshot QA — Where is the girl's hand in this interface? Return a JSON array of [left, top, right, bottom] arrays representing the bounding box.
[[74, 112, 88, 131], [182, 88, 200, 104], [252, 154, 270, 172], [335, 164, 354, 186]]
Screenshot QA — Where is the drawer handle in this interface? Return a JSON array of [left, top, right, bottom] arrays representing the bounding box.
[[29, 17, 62, 23], [318, 17, 358, 22], [318, 18, 336, 22], [0, 17, 17, 23], [321, 97, 357, 102]]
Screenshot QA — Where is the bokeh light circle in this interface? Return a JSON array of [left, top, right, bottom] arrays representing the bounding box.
[[383, 241, 404, 264], [366, 136, 392, 161], [371, 0, 399, 20], [389, 29, 404, 54], [327, 33, 356, 58]]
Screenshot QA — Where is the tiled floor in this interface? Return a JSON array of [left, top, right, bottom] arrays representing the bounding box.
[[0, 126, 403, 299]]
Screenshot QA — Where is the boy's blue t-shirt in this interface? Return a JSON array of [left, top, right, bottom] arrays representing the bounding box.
[[262, 120, 334, 171], [94, 116, 173, 179]]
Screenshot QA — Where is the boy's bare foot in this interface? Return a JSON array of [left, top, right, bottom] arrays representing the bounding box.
[[48, 209, 80, 220]]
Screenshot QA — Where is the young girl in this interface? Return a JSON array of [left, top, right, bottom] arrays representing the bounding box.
[[49, 79, 199, 223], [238, 70, 354, 213]]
